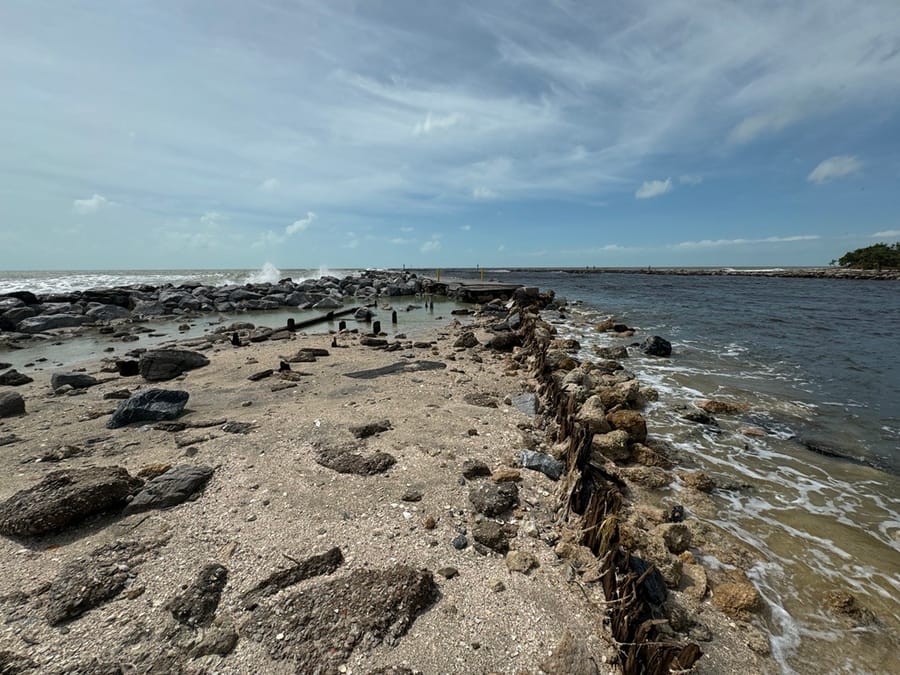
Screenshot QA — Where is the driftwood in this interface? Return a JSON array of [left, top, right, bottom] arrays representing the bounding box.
[[285, 305, 361, 332], [522, 314, 702, 675]]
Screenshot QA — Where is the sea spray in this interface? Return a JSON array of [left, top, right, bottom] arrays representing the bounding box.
[[245, 262, 282, 285]]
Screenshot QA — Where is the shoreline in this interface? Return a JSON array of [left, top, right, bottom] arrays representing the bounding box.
[[546, 267, 900, 280], [0, 278, 787, 673]]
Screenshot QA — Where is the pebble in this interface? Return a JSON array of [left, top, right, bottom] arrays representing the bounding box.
[[451, 535, 468, 550], [246, 514, 257, 522], [437, 567, 459, 579], [422, 515, 437, 530], [241, 401, 253, 407], [489, 579, 506, 592]]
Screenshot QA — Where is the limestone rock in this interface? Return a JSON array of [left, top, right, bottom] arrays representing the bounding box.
[[574, 395, 611, 434], [542, 629, 600, 675], [590, 429, 632, 464], [506, 550, 539, 574], [697, 399, 748, 415], [712, 572, 763, 620], [606, 409, 648, 443]]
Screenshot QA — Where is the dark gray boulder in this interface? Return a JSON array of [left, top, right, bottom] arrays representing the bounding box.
[[0, 369, 33, 386], [641, 335, 672, 357], [16, 314, 88, 333], [107, 389, 189, 429], [139, 349, 209, 381], [519, 450, 565, 481], [0, 391, 26, 418], [85, 304, 131, 321], [51, 372, 99, 391], [468, 482, 519, 516], [2, 306, 37, 322], [166, 563, 228, 627], [0, 466, 142, 537], [123, 465, 214, 514]]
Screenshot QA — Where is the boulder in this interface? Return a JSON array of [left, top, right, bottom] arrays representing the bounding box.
[[0, 466, 142, 537], [590, 430, 632, 464], [139, 349, 209, 381], [658, 523, 693, 554], [16, 314, 88, 333], [107, 389, 189, 429], [468, 482, 519, 516], [316, 447, 396, 475], [697, 399, 748, 415], [0, 369, 33, 386], [85, 304, 132, 321], [486, 332, 521, 352], [132, 300, 168, 317], [641, 336, 672, 357], [823, 589, 876, 626], [312, 297, 343, 310], [51, 372, 99, 391], [598, 380, 640, 409], [453, 331, 479, 348], [0, 391, 26, 418], [712, 573, 763, 620], [606, 409, 648, 443], [594, 345, 629, 360], [124, 465, 214, 514], [2, 306, 37, 322], [574, 395, 611, 434], [354, 307, 374, 321]]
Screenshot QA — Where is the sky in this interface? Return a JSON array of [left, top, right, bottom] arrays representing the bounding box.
[[1, 0, 899, 271]]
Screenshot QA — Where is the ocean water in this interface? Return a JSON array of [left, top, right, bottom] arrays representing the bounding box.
[[2, 265, 898, 672], [438, 268, 900, 674]]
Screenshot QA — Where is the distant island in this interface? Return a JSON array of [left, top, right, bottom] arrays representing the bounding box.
[[833, 242, 900, 271]]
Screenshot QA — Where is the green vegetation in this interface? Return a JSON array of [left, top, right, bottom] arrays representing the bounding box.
[[833, 242, 900, 270]]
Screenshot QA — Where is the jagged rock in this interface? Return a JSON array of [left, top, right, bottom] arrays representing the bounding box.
[[506, 550, 539, 574], [242, 547, 344, 609], [472, 521, 510, 553], [542, 629, 600, 675], [697, 399, 748, 415], [107, 389, 189, 429], [349, 419, 392, 439], [545, 350, 578, 371], [461, 459, 492, 479], [468, 482, 518, 516], [658, 523, 692, 554], [631, 443, 673, 468], [519, 450, 564, 480], [0, 391, 26, 419], [243, 566, 438, 671], [679, 471, 715, 493], [593, 345, 629, 360], [167, 564, 228, 627], [116, 359, 140, 376], [606, 409, 648, 443], [0, 466, 142, 537], [641, 335, 672, 357], [453, 331, 479, 348], [187, 618, 240, 658], [45, 540, 157, 624], [312, 297, 343, 310], [620, 466, 672, 489], [682, 410, 718, 425], [316, 447, 396, 475], [124, 465, 214, 514], [598, 380, 640, 409], [590, 429, 632, 464], [51, 372, 99, 391], [823, 589, 876, 626], [574, 395, 611, 434], [486, 332, 521, 351], [0, 369, 32, 386], [138, 349, 209, 381]]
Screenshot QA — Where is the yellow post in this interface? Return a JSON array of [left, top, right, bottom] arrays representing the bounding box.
[[436, 269, 441, 282]]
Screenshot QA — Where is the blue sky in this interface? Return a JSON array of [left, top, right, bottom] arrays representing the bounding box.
[[1, 0, 899, 270]]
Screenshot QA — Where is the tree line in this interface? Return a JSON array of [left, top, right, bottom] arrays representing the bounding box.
[[832, 242, 900, 270]]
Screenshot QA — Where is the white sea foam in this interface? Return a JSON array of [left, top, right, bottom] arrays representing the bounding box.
[[245, 262, 282, 285]]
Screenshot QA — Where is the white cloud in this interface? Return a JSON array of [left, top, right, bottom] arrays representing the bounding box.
[[400, 226, 414, 233], [413, 112, 462, 136], [472, 186, 498, 200], [729, 110, 798, 144], [72, 193, 110, 214], [635, 178, 672, 200], [679, 174, 703, 185], [259, 177, 280, 192], [460, 224, 471, 231], [420, 236, 441, 253], [498, 244, 506, 252], [807, 156, 863, 184], [285, 211, 316, 236], [200, 210, 224, 226], [390, 237, 414, 245], [871, 229, 900, 238], [672, 235, 820, 249]]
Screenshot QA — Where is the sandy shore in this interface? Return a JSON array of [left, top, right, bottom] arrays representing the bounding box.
[[0, 299, 776, 674]]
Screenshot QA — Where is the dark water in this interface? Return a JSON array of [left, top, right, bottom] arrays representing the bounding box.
[[437, 269, 900, 673]]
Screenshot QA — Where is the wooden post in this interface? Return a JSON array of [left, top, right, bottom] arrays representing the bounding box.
[[287, 318, 296, 332], [338, 320, 346, 331], [372, 320, 381, 335], [391, 310, 398, 324]]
